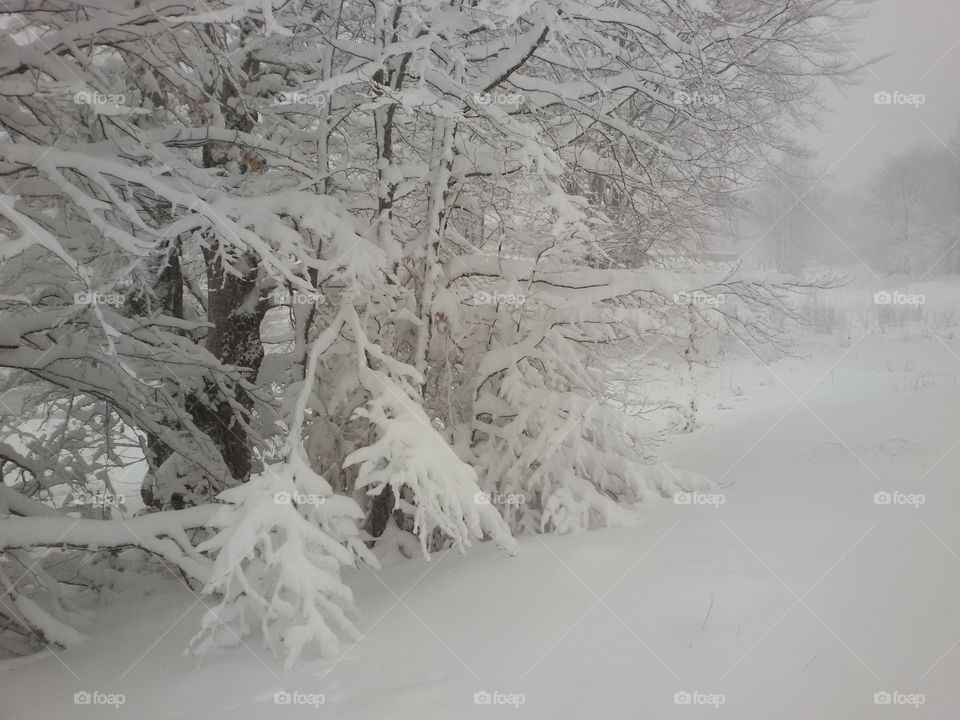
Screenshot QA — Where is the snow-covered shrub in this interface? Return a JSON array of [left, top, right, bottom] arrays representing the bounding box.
[[345, 366, 517, 556], [438, 270, 731, 534], [189, 454, 374, 669]]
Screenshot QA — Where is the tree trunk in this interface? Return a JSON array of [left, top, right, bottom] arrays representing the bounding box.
[[192, 244, 267, 482]]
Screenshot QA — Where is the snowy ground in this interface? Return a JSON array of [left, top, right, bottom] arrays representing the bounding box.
[[3, 278, 959, 719]]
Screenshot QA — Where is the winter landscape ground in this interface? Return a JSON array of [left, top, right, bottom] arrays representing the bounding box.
[[4, 278, 960, 718]]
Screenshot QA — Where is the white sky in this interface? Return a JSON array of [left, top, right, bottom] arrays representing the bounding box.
[[806, 0, 960, 191]]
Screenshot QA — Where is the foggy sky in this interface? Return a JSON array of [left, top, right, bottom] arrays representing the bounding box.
[[807, 0, 960, 192]]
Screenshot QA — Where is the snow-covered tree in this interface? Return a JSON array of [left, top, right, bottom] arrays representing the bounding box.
[[0, 0, 871, 660], [866, 145, 960, 276]]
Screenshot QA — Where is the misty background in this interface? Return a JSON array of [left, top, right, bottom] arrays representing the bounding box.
[[812, 0, 960, 189], [730, 0, 960, 278]]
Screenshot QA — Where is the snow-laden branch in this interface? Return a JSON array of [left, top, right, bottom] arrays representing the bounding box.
[[0, 482, 62, 518], [342, 306, 518, 557], [0, 506, 217, 583]]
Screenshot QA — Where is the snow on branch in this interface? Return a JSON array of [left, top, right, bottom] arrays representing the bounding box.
[[189, 459, 371, 669], [343, 307, 518, 558], [190, 308, 375, 669], [0, 506, 217, 584]]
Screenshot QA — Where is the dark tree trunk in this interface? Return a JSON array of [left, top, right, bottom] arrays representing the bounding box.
[[187, 38, 267, 486], [191, 244, 267, 482], [364, 485, 396, 539]]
